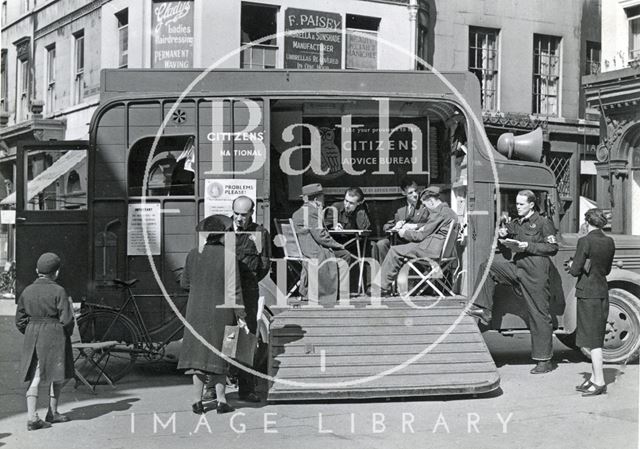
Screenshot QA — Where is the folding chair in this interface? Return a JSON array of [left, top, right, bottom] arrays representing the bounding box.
[[71, 315, 118, 394], [273, 218, 306, 299], [398, 221, 461, 297]]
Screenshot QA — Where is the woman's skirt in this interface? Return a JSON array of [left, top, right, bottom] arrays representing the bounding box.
[[576, 296, 609, 349]]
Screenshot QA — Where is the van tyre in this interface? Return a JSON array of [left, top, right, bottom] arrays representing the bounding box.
[[599, 288, 640, 364]]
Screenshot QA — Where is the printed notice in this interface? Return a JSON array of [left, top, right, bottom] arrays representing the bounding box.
[[204, 179, 257, 219], [127, 203, 161, 256]]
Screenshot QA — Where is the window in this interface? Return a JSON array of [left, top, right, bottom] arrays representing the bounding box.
[[345, 14, 380, 70], [469, 27, 499, 111], [532, 34, 561, 116], [46, 44, 55, 113], [2, 1, 7, 26], [585, 41, 600, 75], [0, 49, 7, 112], [16, 58, 29, 121], [627, 6, 640, 63], [73, 30, 84, 104], [116, 8, 128, 68], [417, 9, 429, 70], [128, 135, 195, 196], [240, 3, 278, 69]]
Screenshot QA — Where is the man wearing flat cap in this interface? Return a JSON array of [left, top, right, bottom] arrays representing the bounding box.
[[377, 186, 458, 294], [291, 183, 353, 303]]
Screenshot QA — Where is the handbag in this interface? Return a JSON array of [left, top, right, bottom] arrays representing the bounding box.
[[222, 325, 257, 367]]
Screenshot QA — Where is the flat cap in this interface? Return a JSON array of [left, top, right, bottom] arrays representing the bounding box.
[[421, 185, 441, 198], [300, 183, 323, 197], [37, 252, 61, 274]]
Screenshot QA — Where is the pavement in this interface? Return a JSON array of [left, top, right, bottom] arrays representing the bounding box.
[[0, 298, 638, 449]]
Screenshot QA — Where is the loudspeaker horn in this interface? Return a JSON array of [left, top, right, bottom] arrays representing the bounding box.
[[497, 127, 543, 162]]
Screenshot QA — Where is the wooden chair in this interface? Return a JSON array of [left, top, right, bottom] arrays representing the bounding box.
[[71, 315, 118, 394], [273, 218, 306, 299], [397, 221, 461, 297]]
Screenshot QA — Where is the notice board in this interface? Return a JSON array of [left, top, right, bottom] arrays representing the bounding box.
[[284, 8, 342, 69]]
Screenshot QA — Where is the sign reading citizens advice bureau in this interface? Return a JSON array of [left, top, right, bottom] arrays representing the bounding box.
[[284, 8, 342, 69]]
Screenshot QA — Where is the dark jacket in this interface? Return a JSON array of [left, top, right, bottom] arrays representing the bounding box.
[[178, 241, 246, 374], [15, 277, 74, 383], [325, 201, 371, 231], [569, 229, 615, 298], [402, 202, 458, 259], [504, 211, 559, 259], [383, 201, 430, 231]]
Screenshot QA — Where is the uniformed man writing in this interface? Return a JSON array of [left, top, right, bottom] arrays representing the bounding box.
[[467, 190, 558, 374]]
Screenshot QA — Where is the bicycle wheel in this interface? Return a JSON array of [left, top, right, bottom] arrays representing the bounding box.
[[75, 310, 140, 383]]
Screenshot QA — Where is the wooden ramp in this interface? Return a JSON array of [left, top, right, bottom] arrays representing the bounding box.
[[267, 297, 499, 401]]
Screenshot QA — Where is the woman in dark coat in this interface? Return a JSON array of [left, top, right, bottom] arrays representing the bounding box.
[[567, 208, 615, 396], [15, 252, 74, 430], [178, 215, 246, 414]]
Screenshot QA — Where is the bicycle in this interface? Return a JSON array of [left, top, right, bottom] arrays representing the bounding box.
[[75, 277, 186, 383]]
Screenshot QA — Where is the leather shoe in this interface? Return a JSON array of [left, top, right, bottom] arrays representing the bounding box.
[[45, 409, 71, 423], [575, 379, 593, 392], [216, 402, 235, 414], [582, 383, 607, 397], [238, 392, 261, 403], [465, 306, 491, 325], [530, 360, 554, 374], [192, 401, 205, 415], [27, 416, 51, 431]]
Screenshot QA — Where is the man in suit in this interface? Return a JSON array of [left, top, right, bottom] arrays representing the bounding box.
[[324, 187, 371, 231], [374, 178, 430, 265], [467, 190, 558, 374], [567, 208, 615, 396], [291, 183, 353, 303], [377, 186, 458, 294]]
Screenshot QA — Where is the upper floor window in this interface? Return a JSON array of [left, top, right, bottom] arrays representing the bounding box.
[[627, 6, 640, 63], [416, 8, 429, 70], [240, 3, 278, 69], [46, 44, 55, 113], [116, 8, 128, 68], [469, 26, 499, 111], [73, 30, 84, 104], [585, 41, 601, 75], [2, 1, 7, 26], [532, 34, 561, 116], [0, 49, 7, 112]]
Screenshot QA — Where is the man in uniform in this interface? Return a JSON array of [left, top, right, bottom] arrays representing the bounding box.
[[467, 190, 558, 374], [324, 187, 371, 231], [292, 183, 352, 303], [229, 195, 270, 402], [377, 186, 458, 295]]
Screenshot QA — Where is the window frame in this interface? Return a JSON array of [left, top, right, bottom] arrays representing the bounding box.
[[240, 2, 279, 69], [585, 40, 601, 75], [46, 44, 56, 114], [532, 33, 561, 117], [0, 49, 7, 112], [73, 30, 85, 104], [468, 26, 500, 111], [629, 13, 640, 63], [116, 8, 128, 69]]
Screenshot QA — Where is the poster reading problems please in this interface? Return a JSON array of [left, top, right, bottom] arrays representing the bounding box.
[[151, 0, 194, 68], [204, 179, 257, 220]]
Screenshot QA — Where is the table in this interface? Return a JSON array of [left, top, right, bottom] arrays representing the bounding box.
[[329, 229, 371, 294]]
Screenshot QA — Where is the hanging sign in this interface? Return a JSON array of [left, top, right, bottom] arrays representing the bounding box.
[[151, 0, 195, 68]]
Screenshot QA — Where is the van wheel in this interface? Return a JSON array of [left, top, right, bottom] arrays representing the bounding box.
[[600, 288, 640, 364]]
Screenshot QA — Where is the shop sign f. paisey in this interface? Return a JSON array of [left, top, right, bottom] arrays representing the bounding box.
[[284, 8, 342, 69]]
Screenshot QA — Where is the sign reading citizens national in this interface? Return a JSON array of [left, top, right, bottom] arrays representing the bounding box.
[[151, 0, 194, 68], [284, 8, 342, 69]]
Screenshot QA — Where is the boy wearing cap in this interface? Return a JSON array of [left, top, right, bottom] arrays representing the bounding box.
[[15, 252, 74, 430]]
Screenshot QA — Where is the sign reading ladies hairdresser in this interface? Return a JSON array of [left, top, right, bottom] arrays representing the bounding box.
[[151, 0, 194, 68], [284, 8, 342, 69]]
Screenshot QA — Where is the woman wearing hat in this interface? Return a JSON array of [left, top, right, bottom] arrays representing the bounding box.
[[567, 208, 615, 396], [15, 252, 74, 430], [178, 215, 247, 414]]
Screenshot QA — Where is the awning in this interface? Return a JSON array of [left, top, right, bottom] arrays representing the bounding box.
[[1, 150, 86, 205]]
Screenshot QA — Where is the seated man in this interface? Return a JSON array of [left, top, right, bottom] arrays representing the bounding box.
[[324, 187, 371, 231], [377, 186, 457, 295], [374, 177, 430, 265], [291, 183, 353, 303]]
